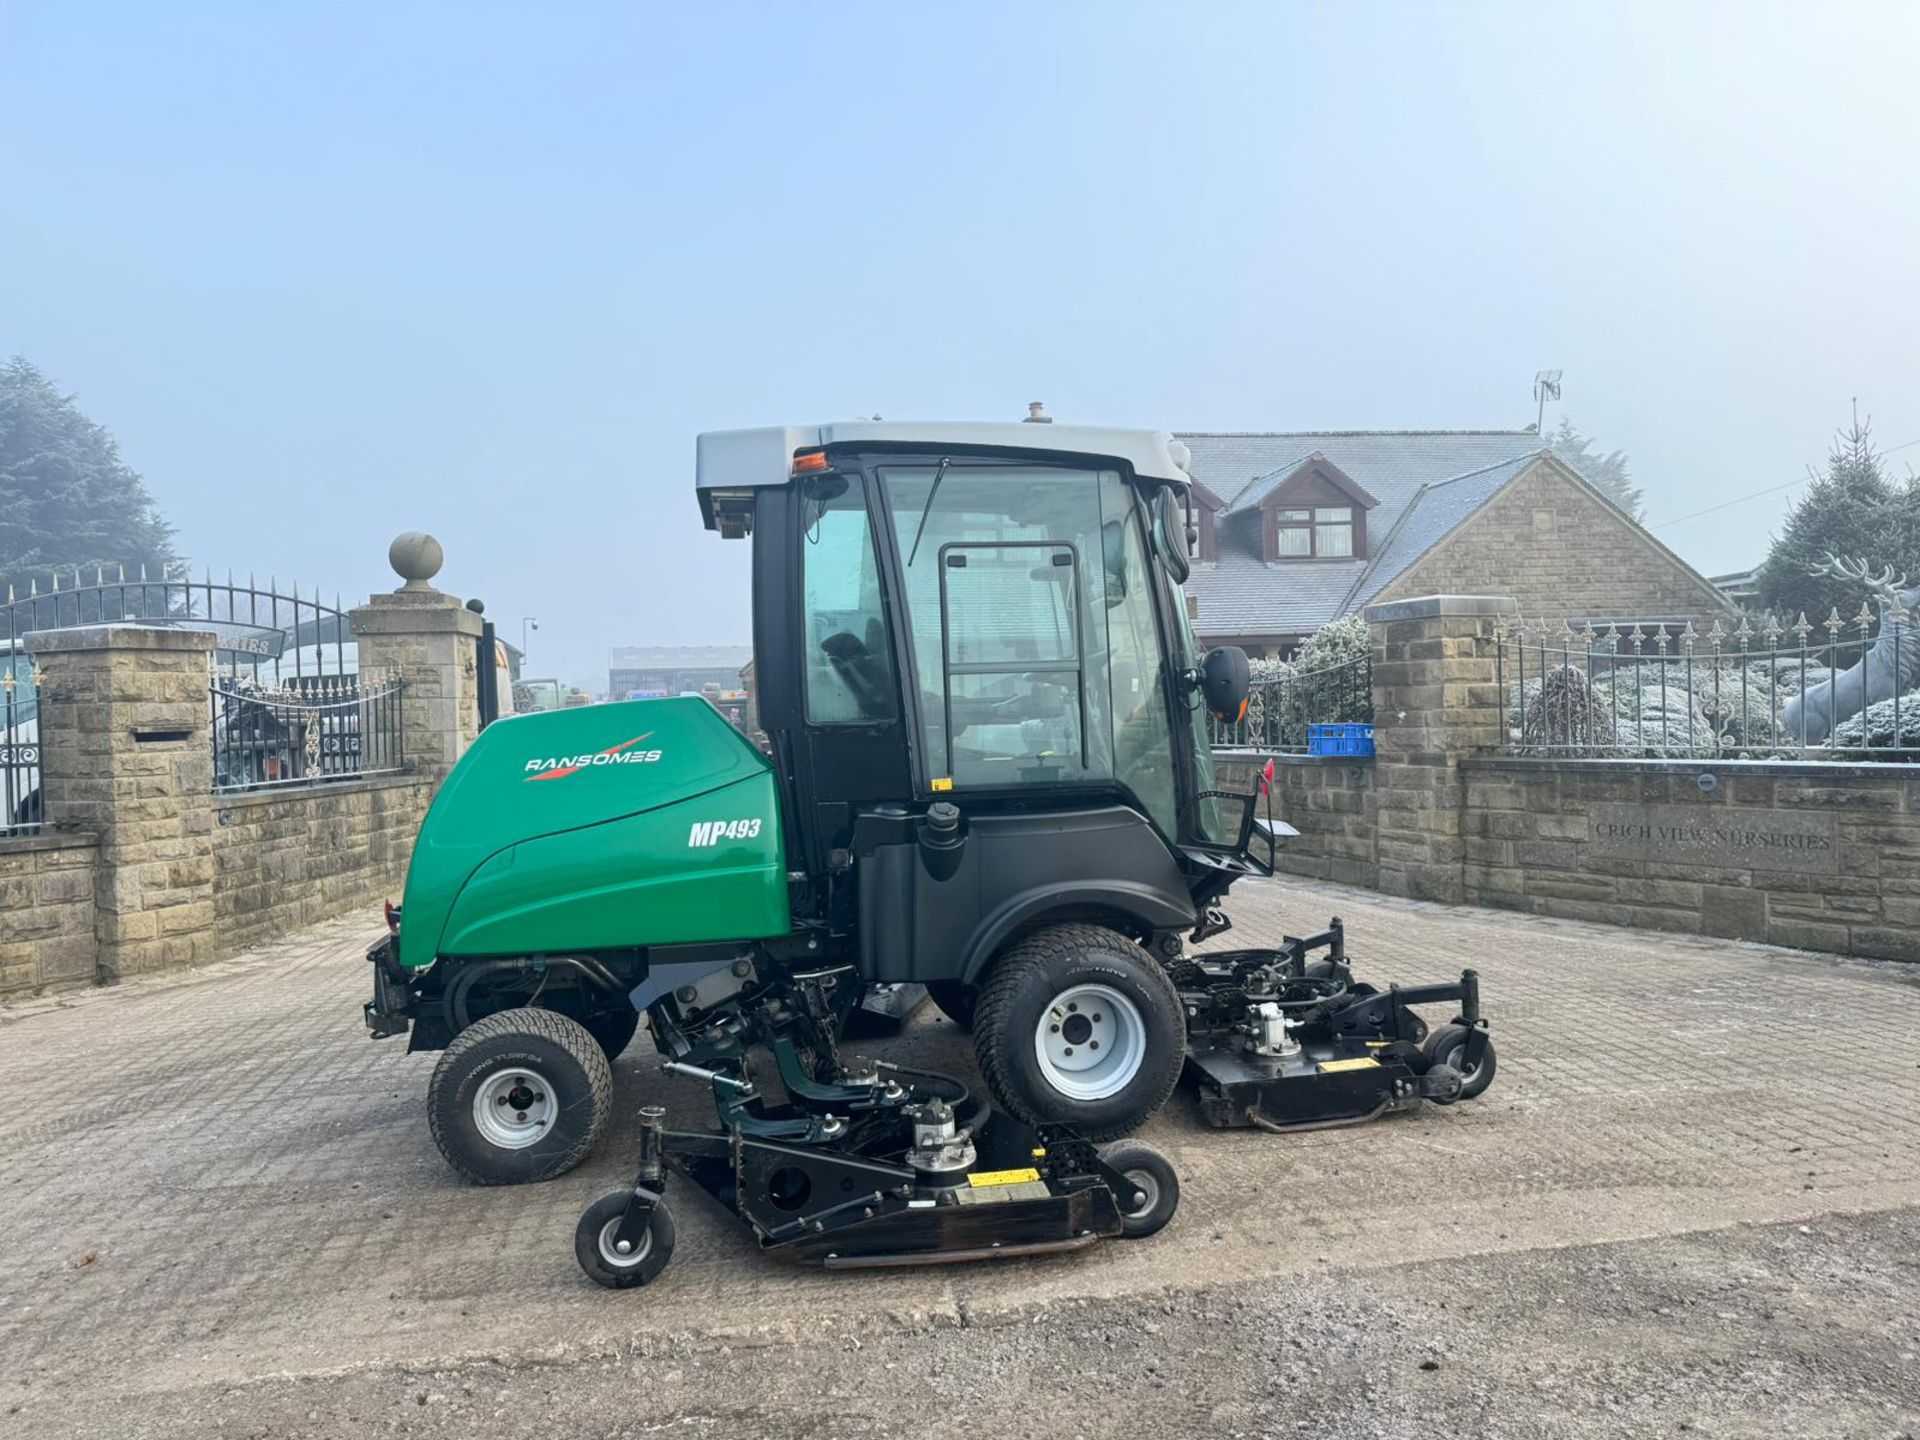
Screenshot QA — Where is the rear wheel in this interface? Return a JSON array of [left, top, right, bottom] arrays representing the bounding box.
[[973, 924, 1185, 1141], [428, 1007, 612, 1185]]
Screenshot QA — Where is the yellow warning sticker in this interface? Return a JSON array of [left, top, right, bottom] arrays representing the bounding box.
[[968, 1167, 1042, 1188], [1029, 1147, 1048, 1159], [1316, 1057, 1381, 1074], [932, 777, 955, 792]]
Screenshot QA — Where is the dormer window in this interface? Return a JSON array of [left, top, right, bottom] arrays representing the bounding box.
[[1255, 455, 1374, 562]]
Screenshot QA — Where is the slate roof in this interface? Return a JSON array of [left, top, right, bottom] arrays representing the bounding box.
[[1174, 430, 1550, 638]]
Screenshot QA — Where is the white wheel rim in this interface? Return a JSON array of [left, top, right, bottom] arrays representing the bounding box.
[[1124, 1167, 1161, 1219], [472, 1065, 557, 1150], [597, 1215, 652, 1269], [1033, 983, 1146, 1102]]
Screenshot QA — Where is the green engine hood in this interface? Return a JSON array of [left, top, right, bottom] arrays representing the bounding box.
[[397, 697, 788, 968]]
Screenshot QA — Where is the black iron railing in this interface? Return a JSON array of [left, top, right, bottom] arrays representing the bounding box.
[[1211, 654, 1373, 753], [1497, 612, 1917, 760], [0, 654, 42, 836], [210, 676, 406, 792]]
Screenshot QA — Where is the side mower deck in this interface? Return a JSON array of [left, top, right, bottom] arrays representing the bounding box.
[[1177, 919, 1497, 1131]]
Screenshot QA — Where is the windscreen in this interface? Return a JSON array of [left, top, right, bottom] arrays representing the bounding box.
[[880, 464, 1179, 839]]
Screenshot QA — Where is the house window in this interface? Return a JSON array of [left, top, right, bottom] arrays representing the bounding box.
[[1315, 506, 1354, 557], [1272, 505, 1355, 558], [1275, 510, 1313, 556]]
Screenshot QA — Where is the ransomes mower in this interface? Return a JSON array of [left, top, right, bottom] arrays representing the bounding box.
[[362, 419, 1494, 1283]]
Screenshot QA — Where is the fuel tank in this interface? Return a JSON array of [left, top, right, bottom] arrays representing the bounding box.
[[396, 697, 788, 968]]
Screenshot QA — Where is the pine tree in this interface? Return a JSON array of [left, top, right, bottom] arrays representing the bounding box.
[[1755, 412, 1919, 624], [1548, 417, 1644, 521], [0, 357, 178, 597]]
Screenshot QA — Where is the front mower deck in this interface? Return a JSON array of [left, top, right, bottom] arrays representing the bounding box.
[[1177, 919, 1496, 1131]]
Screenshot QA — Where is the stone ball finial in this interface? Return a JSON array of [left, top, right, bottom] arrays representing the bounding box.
[[388, 532, 444, 592]]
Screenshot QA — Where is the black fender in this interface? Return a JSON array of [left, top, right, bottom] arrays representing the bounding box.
[[958, 882, 1194, 985]]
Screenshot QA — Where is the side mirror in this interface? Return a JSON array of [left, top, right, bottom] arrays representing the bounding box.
[[1200, 645, 1251, 724]]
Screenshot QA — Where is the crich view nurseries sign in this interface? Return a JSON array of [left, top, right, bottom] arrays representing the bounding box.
[[1585, 804, 1840, 875]]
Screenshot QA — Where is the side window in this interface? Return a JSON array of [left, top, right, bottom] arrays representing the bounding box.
[[801, 476, 896, 724]]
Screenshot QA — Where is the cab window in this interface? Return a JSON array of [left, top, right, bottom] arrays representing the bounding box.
[[800, 474, 896, 724]]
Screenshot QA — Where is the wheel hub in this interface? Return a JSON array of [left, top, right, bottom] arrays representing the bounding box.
[[472, 1065, 557, 1149], [1033, 983, 1146, 1102], [597, 1216, 652, 1268]]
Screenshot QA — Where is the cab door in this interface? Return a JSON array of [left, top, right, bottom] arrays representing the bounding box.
[[752, 471, 913, 879]]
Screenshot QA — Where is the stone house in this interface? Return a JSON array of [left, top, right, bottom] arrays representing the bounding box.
[[1176, 429, 1730, 656]]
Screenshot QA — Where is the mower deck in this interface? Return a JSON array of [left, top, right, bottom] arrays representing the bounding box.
[[1176, 919, 1496, 1131]]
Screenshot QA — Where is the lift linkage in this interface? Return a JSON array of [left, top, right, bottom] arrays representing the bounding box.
[[1176, 917, 1497, 1131]]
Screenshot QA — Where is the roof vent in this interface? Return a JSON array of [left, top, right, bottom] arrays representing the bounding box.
[[1023, 401, 1053, 424]]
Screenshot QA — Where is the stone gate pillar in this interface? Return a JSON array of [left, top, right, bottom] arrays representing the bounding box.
[[1362, 595, 1515, 903], [29, 625, 217, 983], [348, 532, 484, 784]]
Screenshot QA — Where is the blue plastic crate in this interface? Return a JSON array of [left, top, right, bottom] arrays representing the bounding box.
[[1308, 723, 1375, 757]]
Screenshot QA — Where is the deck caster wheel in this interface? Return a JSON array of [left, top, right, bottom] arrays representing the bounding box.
[[576, 1191, 676, 1289], [1101, 1141, 1180, 1239], [1424, 1024, 1497, 1100], [973, 924, 1185, 1141], [427, 1007, 612, 1185]]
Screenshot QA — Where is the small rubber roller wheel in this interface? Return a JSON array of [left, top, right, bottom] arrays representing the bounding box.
[[1101, 1140, 1180, 1240], [576, 1191, 676, 1289], [1424, 1024, 1497, 1101]]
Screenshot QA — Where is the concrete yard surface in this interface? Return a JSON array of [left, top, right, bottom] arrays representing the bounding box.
[[2, 877, 1918, 1438]]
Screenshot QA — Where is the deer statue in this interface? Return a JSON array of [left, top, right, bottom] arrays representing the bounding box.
[[1779, 554, 1920, 745]]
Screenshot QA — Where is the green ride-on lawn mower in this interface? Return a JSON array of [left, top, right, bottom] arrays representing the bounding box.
[[363, 419, 1495, 1286]]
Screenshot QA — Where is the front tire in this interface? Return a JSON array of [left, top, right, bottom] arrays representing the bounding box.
[[427, 1007, 612, 1185], [973, 924, 1185, 1141]]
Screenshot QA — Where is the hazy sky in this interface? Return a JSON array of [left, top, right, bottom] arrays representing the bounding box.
[[4, 3, 1917, 688]]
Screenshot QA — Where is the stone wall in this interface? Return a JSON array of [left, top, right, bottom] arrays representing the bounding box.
[[0, 833, 100, 994], [213, 775, 430, 953], [1380, 458, 1730, 628], [1460, 758, 1920, 961], [1217, 754, 1378, 887], [2, 571, 484, 1001]]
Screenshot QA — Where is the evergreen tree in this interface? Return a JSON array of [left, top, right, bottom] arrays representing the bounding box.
[[0, 357, 177, 597], [1548, 417, 1644, 521], [1755, 413, 1920, 624]]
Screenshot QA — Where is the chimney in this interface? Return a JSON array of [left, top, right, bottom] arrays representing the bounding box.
[[1023, 401, 1052, 424]]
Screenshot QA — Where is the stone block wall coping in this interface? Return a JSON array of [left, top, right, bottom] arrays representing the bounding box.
[[211, 772, 425, 812], [1361, 595, 1519, 623], [1462, 755, 1919, 782], [26, 624, 217, 655], [348, 596, 484, 637], [0, 830, 100, 856], [1216, 750, 1376, 768]]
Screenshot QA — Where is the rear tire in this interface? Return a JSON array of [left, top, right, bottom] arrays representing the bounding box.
[[1101, 1140, 1180, 1239], [427, 1007, 612, 1185], [973, 924, 1184, 1141], [575, 1191, 676, 1289]]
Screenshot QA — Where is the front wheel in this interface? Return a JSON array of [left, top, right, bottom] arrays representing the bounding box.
[[575, 1191, 676, 1289], [972, 924, 1185, 1141], [427, 1007, 612, 1185], [1101, 1140, 1180, 1239]]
